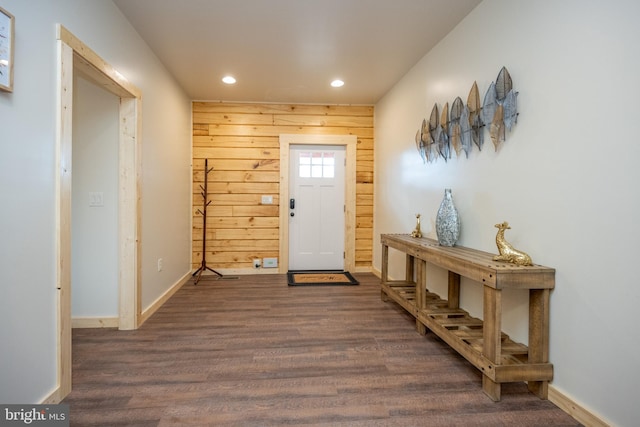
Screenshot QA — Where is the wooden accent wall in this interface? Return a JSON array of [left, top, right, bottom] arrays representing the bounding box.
[[192, 102, 374, 271]]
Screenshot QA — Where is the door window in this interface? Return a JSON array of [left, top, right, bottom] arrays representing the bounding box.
[[298, 151, 335, 178]]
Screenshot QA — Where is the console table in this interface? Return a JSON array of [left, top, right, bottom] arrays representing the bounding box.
[[380, 233, 554, 401]]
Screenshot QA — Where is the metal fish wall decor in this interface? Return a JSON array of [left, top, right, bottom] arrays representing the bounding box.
[[429, 104, 440, 160], [503, 89, 518, 132], [414, 66, 519, 164], [482, 82, 497, 129], [460, 105, 472, 158], [467, 81, 484, 151], [439, 102, 451, 161], [450, 97, 464, 157], [490, 103, 505, 151], [420, 119, 431, 162]]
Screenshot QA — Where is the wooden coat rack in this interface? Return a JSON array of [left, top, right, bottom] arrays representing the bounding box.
[[192, 159, 223, 284]]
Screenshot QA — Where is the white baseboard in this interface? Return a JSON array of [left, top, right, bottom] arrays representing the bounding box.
[[139, 271, 191, 326], [71, 317, 118, 328], [193, 267, 282, 277], [371, 266, 381, 278], [548, 386, 610, 427], [190, 267, 373, 279]]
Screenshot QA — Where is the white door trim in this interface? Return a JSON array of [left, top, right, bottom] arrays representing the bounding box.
[[54, 25, 142, 401], [279, 134, 356, 273]]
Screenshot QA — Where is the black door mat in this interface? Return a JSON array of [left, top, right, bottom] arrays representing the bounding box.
[[287, 270, 359, 286]]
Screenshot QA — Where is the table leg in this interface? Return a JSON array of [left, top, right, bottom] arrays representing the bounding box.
[[482, 285, 502, 401], [381, 243, 389, 302], [415, 259, 427, 335], [405, 254, 414, 282], [448, 271, 460, 309], [527, 288, 550, 399]]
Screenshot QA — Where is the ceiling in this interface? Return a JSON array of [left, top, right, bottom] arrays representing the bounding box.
[[113, 0, 481, 105]]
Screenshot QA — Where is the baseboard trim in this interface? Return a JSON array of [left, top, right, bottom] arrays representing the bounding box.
[[548, 386, 610, 427], [139, 271, 191, 326], [371, 266, 381, 278], [190, 267, 372, 277], [194, 268, 281, 276], [41, 386, 63, 404], [72, 317, 118, 328]]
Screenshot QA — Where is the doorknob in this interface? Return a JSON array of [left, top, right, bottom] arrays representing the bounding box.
[[289, 198, 295, 209]]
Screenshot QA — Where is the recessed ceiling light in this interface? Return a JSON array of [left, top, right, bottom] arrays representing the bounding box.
[[331, 79, 345, 88], [222, 76, 236, 85]]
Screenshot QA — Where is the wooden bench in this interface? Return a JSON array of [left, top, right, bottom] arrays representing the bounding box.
[[380, 233, 554, 401]]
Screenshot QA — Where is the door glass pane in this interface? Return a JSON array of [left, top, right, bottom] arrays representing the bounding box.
[[299, 152, 311, 177], [299, 151, 336, 178], [323, 152, 335, 178], [299, 165, 311, 178], [299, 152, 311, 164]]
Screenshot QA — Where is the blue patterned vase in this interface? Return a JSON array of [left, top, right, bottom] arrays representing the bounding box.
[[435, 189, 460, 246]]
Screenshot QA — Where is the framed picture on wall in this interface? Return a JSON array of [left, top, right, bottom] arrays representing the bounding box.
[[0, 6, 15, 92]]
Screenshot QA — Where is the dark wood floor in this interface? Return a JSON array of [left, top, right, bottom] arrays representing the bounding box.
[[64, 273, 580, 426]]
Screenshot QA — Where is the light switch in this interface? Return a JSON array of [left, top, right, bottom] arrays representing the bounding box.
[[261, 195, 273, 204]]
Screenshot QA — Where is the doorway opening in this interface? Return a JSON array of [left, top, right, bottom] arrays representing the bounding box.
[[71, 76, 119, 325], [54, 25, 142, 400]]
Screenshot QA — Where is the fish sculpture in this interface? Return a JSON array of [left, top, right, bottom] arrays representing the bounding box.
[[428, 104, 439, 140], [430, 132, 439, 161], [433, 126, 442, 160], [428, 104, 440, 162], [490, 103, 505, 151], [490, 67, 514, 150], [415, 129, 426, 163], [420, 118, 433, 163], [503, 89, 518, 132], [450, 97, 464, 157], [460, 105, 472, 158], [482, 81, 497, 129], [467, 81, 484, 151], [483, 81, 504, 151], [495, 66, 513, 102], [439, 102, 450, 161]]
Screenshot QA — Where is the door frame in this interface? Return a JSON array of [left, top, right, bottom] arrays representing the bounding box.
[[278, 134, 357, 273], [54, 25, 142, 400]]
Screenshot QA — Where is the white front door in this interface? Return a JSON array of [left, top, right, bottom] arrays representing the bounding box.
[[289, 145, 345, 270]]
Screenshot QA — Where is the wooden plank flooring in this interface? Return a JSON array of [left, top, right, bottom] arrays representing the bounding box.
[[63, 273, 580, 426]]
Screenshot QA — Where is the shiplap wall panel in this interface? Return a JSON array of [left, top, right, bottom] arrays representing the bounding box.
[[194, 170, 280, 182], [193, 136, 280, 148], [192, 102, 374, 270], [193, 102, 372, 116]]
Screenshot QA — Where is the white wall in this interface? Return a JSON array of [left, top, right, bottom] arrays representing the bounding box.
[[0, 0, 192, 403], [72, 76, 119, 318], [374, 1, 640, 426]]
